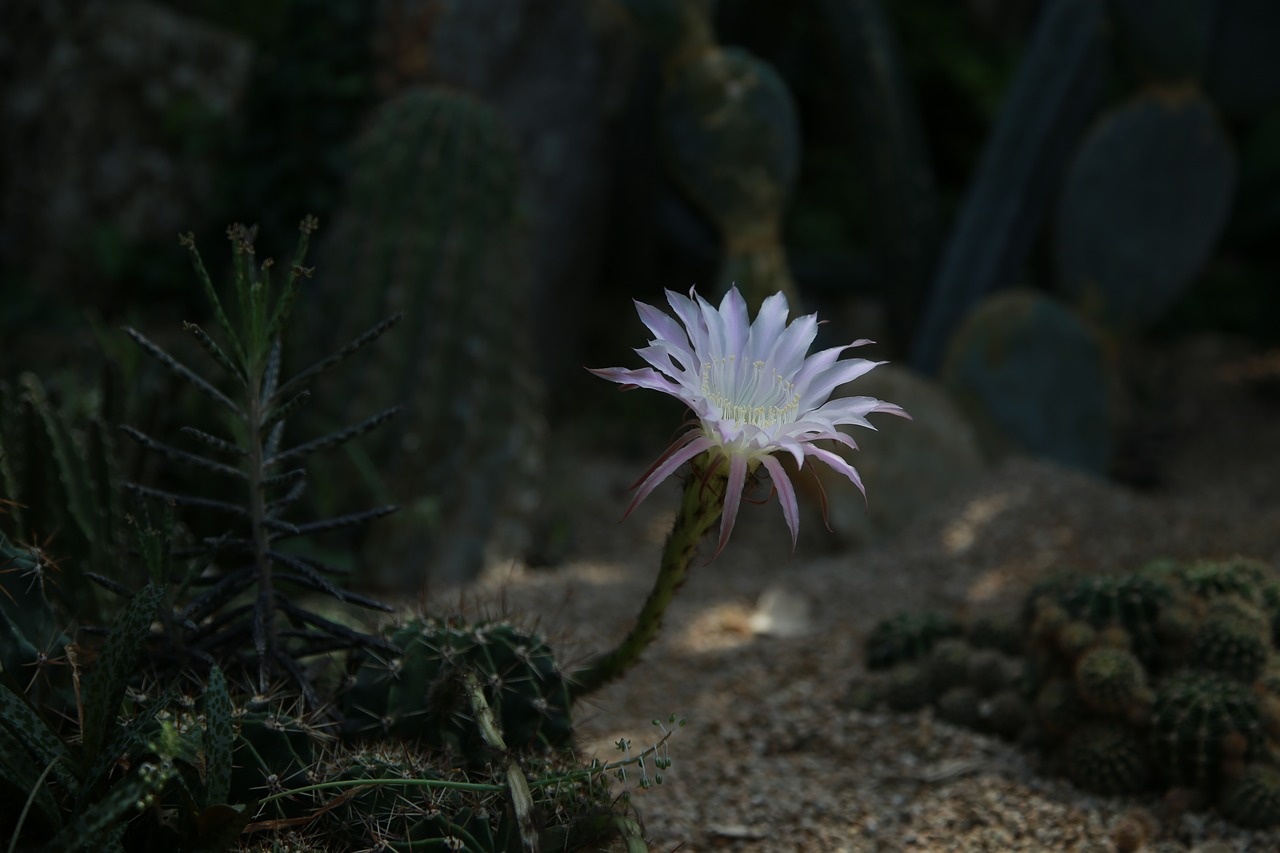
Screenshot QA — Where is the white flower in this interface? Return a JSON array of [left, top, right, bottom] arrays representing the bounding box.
[[590, 286, 908, 555]]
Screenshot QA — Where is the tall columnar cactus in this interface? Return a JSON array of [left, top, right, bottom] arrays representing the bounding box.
[[315, 86, 543, 588], [619, 0, 801, 308]]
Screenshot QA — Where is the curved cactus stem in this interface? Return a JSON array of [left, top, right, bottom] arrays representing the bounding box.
[[571, 452, 726, 701]]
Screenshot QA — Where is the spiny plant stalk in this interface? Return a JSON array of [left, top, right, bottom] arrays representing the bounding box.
[[118, 219, 400, 698], [571, 453, 727, 700]]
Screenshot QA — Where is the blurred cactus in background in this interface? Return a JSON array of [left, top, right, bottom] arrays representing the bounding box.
[[311, 87, 544, 589], [901, 0, 1276, 478], [810, 0, 943, 352], [619, 0, 802, 308]]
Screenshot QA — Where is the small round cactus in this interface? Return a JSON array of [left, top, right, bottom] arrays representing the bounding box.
[[1219, 762, 1280, 829], [1062, 721, 1153, 796], [936, 685, 984, 730], [1150, 672, 1264, 791], [927, 638, 975, 693], [1035, 677, 1091, 739], [1191, 609, 1271, 684], [883, 662, 936, 712], [1074, 646, 1152, 720], [865, 612, 962, 671], [1174, 557, 1272, 604], [1056, 573, 1178, 669], [342, 617, 573, 763]]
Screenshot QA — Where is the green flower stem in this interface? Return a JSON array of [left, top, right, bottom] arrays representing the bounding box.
[[571, 452, 727, 700]]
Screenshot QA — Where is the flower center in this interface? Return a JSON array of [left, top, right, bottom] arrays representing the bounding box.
[[701, 356, 800, 431]]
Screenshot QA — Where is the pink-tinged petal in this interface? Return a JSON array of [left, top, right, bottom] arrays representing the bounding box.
[[624, 433, 716, 517], [713, 452, 749, 558], [803, 443, 866, 497], [759, 454, 800, 550], [635, 299, 690, 350], [746, 291, 790, 363], [587, 366, 685, 397]]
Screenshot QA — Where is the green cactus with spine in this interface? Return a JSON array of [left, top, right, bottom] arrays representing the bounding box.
[[1062, 721, 1153, 796], [1190, 607, 1271, 683], [1074, 646, 1151, 720], [313, 86, 543, 588], [1053, 572, 1179, 670], [865, 611, 962, 670], [341, 616, 573, 764], [1150, 671, 1264, 791], [1219, 762, 1280, 829], [857, 557, 1280, 829]]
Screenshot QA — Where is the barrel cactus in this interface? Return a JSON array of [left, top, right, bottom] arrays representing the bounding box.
[[315, 86, 543, 587], [341, 616, 573, 764]]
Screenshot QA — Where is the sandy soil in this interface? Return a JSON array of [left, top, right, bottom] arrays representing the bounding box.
[[443, 336, 1280, 853]]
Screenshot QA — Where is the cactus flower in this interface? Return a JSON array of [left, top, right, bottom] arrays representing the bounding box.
[[590, 286, 908, 555]]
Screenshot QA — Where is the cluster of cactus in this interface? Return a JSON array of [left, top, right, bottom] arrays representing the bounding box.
[[901, 0, 1278, 477], [310, 86, 544, 588], [618, 0, 802, 308], [858, 556, 1280, 829]]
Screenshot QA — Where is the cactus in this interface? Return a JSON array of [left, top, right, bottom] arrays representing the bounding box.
[[1034, 678, 1091, 738], [865, 611, 962, 670], [1150, 671, 1264, 791], [810, 0, 941, 347], [856, 558, 1280, 828], [939, 290, 1113, 474], [1166, 556, 1273, 603], [881, 662, 936, 713], [622, 0, 801, 308], [341, 616, 573, 764], [1074, 646, 1151, 720], [1109, 0, 1280, 117], [910, 0, 1109, 373], [1190, 608, 1271, 683], [119, 221, 399, 699], [1053, 572, 1178, 670], [315, 86, 543, 588], [229, 696, 329, 816], [926, 637, 975, 694], [1053, 90, 1237, 333], [1062, 721, 1153, 796], [1219, 762, 1280, 829]]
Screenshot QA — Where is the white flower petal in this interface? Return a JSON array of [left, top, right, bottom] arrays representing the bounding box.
[[760, 454, 800, 550]]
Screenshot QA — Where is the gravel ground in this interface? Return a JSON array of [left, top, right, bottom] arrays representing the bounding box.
[[442, 337, 1280, 853]]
